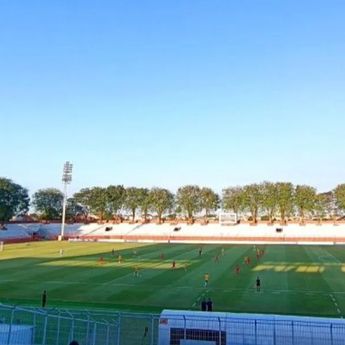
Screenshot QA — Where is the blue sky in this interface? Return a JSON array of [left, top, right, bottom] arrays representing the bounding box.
[[1, 1, 344, 195]]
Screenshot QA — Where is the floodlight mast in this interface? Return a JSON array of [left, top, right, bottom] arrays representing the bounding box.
[[60, 161, 73, 241]]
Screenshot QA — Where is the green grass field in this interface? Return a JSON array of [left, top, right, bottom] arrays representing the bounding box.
[[1, 241, 345, 317]]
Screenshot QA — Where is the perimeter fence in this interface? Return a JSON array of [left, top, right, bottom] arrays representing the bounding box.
[[1, 304, 345, 345]]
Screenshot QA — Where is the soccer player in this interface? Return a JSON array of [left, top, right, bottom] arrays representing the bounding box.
[[214, 255, 219, 263], [134, 266, 139, 277], [118, 254, 122, 264], [256, 276, 261, 292], [256, 250, 260, 261], [221, 248, 225, 256], [111, 249, 115, 256], [59, 249, 64, 256], [160, 252, 165, 260], [99, 256, 105, 264], [204, 273, 209, 287], [172, 260, 176, 269], [198, 247, 203, 257]]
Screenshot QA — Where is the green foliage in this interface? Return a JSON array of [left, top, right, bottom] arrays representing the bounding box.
[[294, 185, 317, 221], [0, 178, 29, 222], [106, 185, 125, 215], [124, 187, 143, 221], [200, 187, 219, 216], [314, 193, 329, 221], [66, 197, 87, 220], [222, 186, 245, 216], [335, 184, 345, 211], [276, 182, 294, 222], [138, 188, 151, 221], [261, 181, 278, 223], [176, 185, 201, 220], [149, 188, 174, 222], [243, 183, 262, 223], [32, 188, 64, 220], [74, 187, 108, 220]]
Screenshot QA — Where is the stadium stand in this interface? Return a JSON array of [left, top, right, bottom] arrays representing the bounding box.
[[0, 224, 32, 242], [3, 222, 345, 244]]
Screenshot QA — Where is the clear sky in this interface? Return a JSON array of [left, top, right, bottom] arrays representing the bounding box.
[[1, 0, 344, 195]]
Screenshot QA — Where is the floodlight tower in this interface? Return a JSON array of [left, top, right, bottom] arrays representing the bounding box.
[[60, 161, 73, 241]]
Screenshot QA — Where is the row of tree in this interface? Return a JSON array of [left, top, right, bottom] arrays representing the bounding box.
[[1, 177, 345, 222], [223, 182, 345, 223]]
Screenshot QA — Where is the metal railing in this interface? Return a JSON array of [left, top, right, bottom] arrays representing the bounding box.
[[0, 304, 119, 345], [1, 304, 345, 345]]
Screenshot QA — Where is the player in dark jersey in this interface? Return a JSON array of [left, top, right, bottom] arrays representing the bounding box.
[[256, 276, 261, 292]]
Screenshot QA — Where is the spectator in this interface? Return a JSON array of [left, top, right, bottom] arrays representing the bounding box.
[[69, 341, 79, 345], [201, 298, 207, 311], [207, 298, 213, 311]]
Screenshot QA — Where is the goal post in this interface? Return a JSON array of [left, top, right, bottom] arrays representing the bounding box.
[[219, 212, 237, 225]]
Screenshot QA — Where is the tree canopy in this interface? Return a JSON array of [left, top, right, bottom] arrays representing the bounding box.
[[150, 188, 174, 223], [176, 185, 201, 221], [335, 184, 345, 211], [0, 178, 29, 222], [32, 188, 64, 220]]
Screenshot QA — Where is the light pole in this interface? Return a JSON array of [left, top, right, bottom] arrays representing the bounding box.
[[60, 161, 73, 241]]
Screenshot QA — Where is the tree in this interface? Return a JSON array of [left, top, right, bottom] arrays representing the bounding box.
[[261, 181, 277, 223], [106, 185, 125, 217], [314, 193, 329, 222], [149, 188, 174, 223], [316, 191, 337, 220], [124, 187, 143, 222], [276, 182, 294, 223], [138, 188, 151, 222], [243, 183, 262, 223], [222, 186, 245, 218], [200, 187, 219, 218], [32, 188, 64, 220], [335, 184, 345, 213], [74, 187, 108, 220], [0, 178, 29, 222], [294, 185, 317, 223], [66, 197, 87, 221], [176, 185, 201, 222]]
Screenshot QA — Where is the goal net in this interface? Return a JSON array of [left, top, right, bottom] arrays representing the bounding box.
[[219, 212, 237, 225]]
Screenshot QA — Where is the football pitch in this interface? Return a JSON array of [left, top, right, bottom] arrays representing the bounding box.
[[1, 241, 345, 317]]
